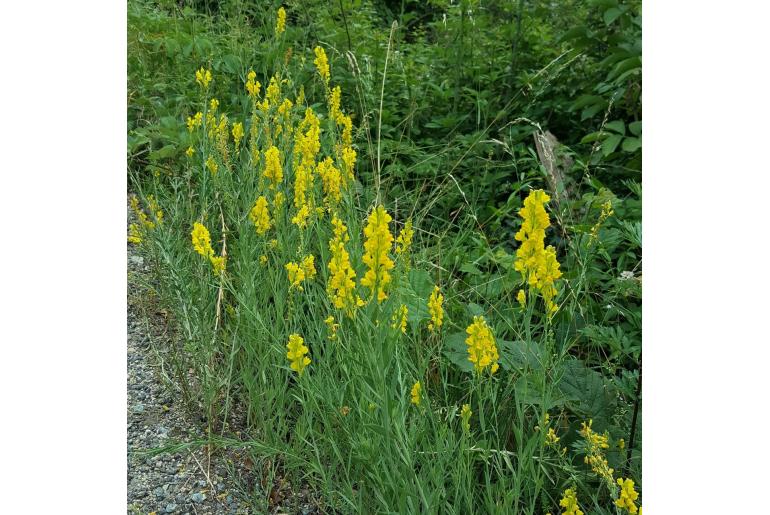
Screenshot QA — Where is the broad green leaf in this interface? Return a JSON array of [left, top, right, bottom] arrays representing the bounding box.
[[444, 332, 473, 373], [604, 7, 623, 25], [629, 120, 642, 136], [602, 134, 623, 156], [605, 120, 625, 134], [621, 137, 641, 153], [558, 359, 616, 423]]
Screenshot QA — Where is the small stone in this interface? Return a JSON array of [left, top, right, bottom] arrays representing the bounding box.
[[154, 487, 166, 499], [191, 492, 205, 503], [133, 404, 144, 414], [165, 502, 177, 513], [130, 255, 145, 266]]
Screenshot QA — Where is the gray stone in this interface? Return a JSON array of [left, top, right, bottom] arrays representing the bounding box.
[[165, 502, 177, 513], [154, 486, 166, 499], [191, 492, 205, 503]]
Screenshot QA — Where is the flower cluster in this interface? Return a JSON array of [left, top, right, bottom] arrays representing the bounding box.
[[275, 6, 286, 35], [327, 216, 361, 315], [263, 146, 283, 189], [615, 478, 639, 513], [465, 316, 499, 374], [249, 196, 271, 236], [191, 222, 225, 274], [579, 420, 614, 485], [410, 381, 422, 406], [324, 315, 339, 341], [186, 111, 202, 132], [361, 205, 394, 303], [317, 156, 342, 206], [589, 199, 614, 242], [514, 189, 562, 315], [559, 488, 583, 515], [232, 122, 244, 150], [392, 304, 408, 334], [285, 255, 316, 291], [245, 70, 261, 98], [427, 286, 444, 331], [395, 218, 414, 255], [286, 333, 310, 376], [128, 195, 163, 244], [195, 67, 212, 89], [313, 46, 330, 84]]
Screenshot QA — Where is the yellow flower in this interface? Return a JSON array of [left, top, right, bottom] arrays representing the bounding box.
[[546, 428, 560, 445], [263, 146, 283, 188], [185, 146, 195, 158], [286, 333, 310, 376], [249, 196, 271, 235], [285, 255, 316, 291], [291, 203, 310, 229], [460, 403, 472, 433], [127, 223, 142, 244], [313, 46, 330, 84], [329, 85, 342, 121], [340, 146, 356, 182], [259, 254, 268, 266], [195, 67, 212, 89], [245, 70, 261, 98], [618, 438, 625, 449], [579, 420, 614, 485], [327, 216, 359, 315], [514, 189, 561, 315], [275, 6, 286, 35], [615, 478, 639, 514], [427, 286, 444, 331], [589, 198, 615, 242], [325, 315, 339, 341], [205, 155, 218, 175], [517, 289, 526, 308], [232, 122, 244, 150], [266, 75, 281, 106], [191, 222, 225, 274], [209, 98, 219, 113], [559, 488, 583, 515], [317, 156, 342, 205], [360, 205, 395, 303], [395, 218, 414, 255], [392, 304, 408, 334], [186, 112, 202, 132], [410, 381, 421, 406], [338, 114, 352, 147], [465, 316, 500, 374]]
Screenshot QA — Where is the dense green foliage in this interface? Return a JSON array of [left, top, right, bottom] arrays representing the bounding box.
[[128, 1, 641, 513]]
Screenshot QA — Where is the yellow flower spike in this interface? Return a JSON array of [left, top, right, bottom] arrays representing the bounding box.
[[328, 85, 342, 122], [127, 223, 142, 244], [410, 381, 422, 406], [615, 478, 639, 514], [275, 6, 286, 35], [391, 304, 408, 334], [464, 316, 500, 375], [266, 75, 281, 105], [185, 146, 195, 158], [286, 333, 311, 376], [205, 155, 218, 175], [317, 156, 343, 206], [195, 67, 212, 89], [517, 289, 526, 309], [301, 255, 317, 280], [209, 98, 219, 113], [186, 112, 202, 132], [325, 316, 339, 341], [395, 218, 414, 255], [460, 403, 472, 433], [546, 428, 560, 445], [327, 216, 360, 316], [232, 122, 244, 150], [285, 255, 315, 291], [579, 420, 614, 485], [259, 255, 268, 266], [360, 205, 395, 303], [340, 146, 357, 182], [558, 487, 583, 515], [313, 46, 330, 84], [249, 196, 271, 235], [427, 285, 444, 332], [191, 222, 225, 275], [263, 146, 283, 188], [245, 70, 261, 98]]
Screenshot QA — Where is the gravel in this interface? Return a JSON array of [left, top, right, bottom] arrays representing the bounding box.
[[127, 199, 322, 515]]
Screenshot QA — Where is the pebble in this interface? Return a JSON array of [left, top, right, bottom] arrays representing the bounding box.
[[164, 502, 177, 513], [191, 492, 206, 503]]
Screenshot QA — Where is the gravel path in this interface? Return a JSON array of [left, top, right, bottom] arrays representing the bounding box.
[[127, 229, 250, 514]]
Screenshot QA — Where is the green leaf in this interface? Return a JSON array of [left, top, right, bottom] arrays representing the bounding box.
[[444, 332, 473, 373], [628, 121, 642, 136], [558, 359, 616, 423], [148, 144, 176, 161], [602, 134, 623, 156], [621, 137, 641, 153], [605, 120, 625, 134], [498, 339, 544, 372], [603, 7, 623, 25]]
